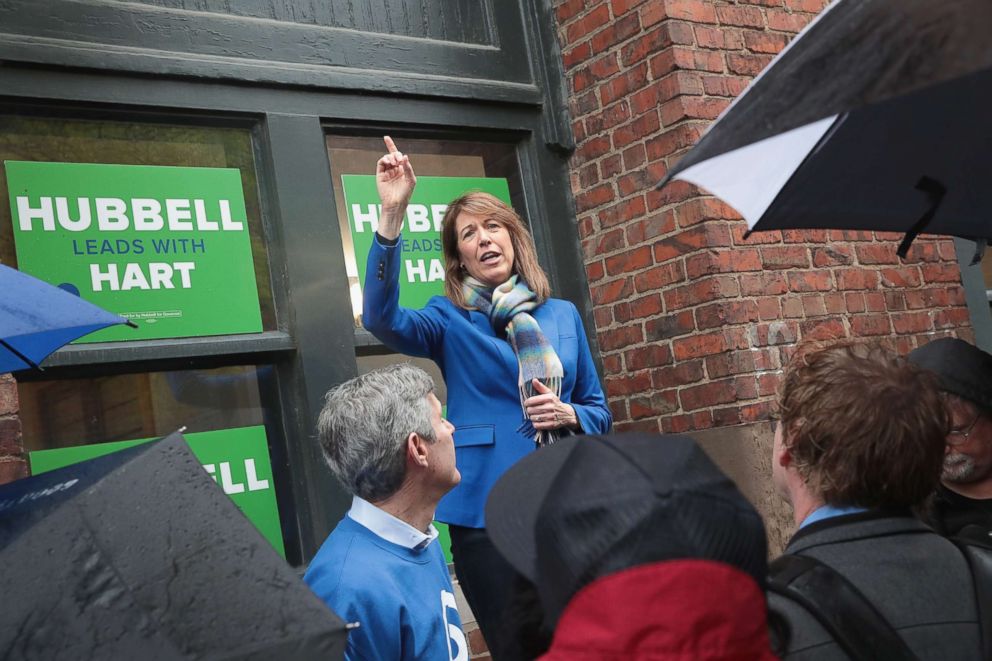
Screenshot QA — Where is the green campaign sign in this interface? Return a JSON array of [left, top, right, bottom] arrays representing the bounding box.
[[342, 175, 511, 311], [5, 161, 263, 342], [29, 425, 285, 557]]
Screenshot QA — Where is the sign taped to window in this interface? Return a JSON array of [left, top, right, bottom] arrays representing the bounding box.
[[28, 425, 285, 557], [5, 161, 263, 342], [342, 175, 512, 311]]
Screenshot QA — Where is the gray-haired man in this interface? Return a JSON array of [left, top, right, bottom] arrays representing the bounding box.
[[304, 364, 467, 661], [909, 337, 992, 538]]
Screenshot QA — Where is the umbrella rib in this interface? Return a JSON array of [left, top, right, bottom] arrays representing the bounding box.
[[0, 338, 41, 370]]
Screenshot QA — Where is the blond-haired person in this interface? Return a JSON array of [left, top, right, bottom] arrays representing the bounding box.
[[361, 137, 611, 659]]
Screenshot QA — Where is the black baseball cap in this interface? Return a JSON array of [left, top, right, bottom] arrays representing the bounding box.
[[908, 337, 992, 414]]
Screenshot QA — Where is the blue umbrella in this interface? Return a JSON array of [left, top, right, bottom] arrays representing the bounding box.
[[0, 264, 136, 372]]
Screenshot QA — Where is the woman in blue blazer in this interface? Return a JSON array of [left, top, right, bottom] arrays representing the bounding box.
[[363, 137, 612, 657]]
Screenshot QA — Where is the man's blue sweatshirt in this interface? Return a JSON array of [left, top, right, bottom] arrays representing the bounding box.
[[304, 515, 467, 660]]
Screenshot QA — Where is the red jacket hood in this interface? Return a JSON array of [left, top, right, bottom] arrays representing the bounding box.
[[540, 559, 778, 661]]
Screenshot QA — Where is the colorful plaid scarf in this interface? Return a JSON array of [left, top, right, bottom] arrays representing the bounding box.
[[463, 275, 565, 447]]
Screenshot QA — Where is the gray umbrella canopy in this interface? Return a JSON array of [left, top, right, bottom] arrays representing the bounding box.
[[661, 0, 992, 256], [0, 431, 347, 660]]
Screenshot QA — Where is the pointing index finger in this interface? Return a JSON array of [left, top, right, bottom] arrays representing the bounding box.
[[383, 135, 399, 154]]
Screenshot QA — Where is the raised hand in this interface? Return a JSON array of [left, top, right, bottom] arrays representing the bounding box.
[[375, 136, 417, 240]]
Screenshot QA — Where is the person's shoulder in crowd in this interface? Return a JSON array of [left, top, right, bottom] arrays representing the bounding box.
[[769, 341, 984, 659], [305, 516, 428, 599], [769, 510, 979, 659], [929, 483, 992, 535]]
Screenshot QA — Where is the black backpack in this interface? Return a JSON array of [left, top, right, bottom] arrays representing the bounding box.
[[768, 528, 992, 660]]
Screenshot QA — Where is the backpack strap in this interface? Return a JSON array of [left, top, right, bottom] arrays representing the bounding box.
[[768, 554, 919, 661], [951, 526, 992, 661]]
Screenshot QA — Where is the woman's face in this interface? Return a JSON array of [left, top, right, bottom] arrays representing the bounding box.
[[454, 211, 515, 288]]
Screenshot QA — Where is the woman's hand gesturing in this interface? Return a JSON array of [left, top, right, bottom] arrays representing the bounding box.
[[376, 136, 417, 240]]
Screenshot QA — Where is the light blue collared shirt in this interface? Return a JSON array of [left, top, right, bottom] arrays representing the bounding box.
[[347, 495, 439, 551], [800, 504, 869, 529]]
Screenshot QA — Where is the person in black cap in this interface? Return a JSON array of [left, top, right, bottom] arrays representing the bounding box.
[[908, 337, 992, 538], [484, 432, 778, 660], [769, 341, 982, 659]]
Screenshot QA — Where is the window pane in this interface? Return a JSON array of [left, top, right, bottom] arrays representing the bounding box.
[[19, 365, 272, 449], [356, 354, 447, 407], [0, 114, 276, 332], [18, 365, 294, 560]]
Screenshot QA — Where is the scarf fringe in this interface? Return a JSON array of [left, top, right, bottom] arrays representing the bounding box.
[[517, 376, 563, 448]]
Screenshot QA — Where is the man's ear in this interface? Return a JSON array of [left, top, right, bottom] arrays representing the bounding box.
[[776, 422, 798, 468], [407, 432, 430, 468], [777, 441, 792, 468]]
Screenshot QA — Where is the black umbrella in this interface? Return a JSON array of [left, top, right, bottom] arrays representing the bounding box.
[[0, 431, 347, 660], [660, 0, 992, 259]]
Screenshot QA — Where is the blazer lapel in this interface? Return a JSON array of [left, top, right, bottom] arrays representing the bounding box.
[[469, 309, 496, 337]]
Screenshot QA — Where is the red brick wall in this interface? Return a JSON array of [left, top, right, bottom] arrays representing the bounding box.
[[554, 0, 972, 433], [0, 373, 27, 484], [0, 254, 26, 484]]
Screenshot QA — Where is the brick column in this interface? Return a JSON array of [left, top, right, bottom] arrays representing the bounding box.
[[0, 373, 27, 484], [552, 0, 971, 548]]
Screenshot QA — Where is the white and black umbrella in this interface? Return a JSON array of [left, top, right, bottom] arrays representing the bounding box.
[[660, 0, 992, 259]]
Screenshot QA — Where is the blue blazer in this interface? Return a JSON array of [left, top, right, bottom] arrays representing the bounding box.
[[363, 236, 612, 527]]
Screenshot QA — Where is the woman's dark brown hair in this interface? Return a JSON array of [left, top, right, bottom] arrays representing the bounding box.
[[440, 191, 550, 309], [777, 340, 949, 508]]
